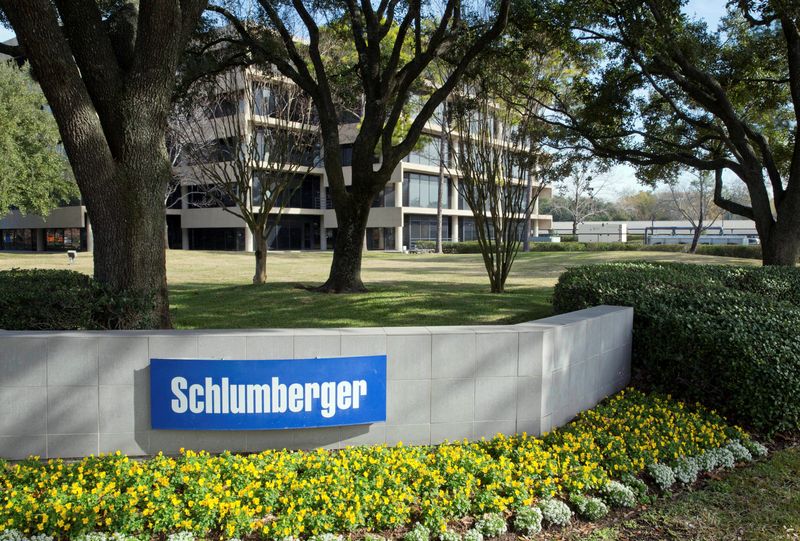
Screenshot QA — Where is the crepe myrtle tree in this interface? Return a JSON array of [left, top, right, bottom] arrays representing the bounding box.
[[528, 0, 800, 265], [204, 0, 511, 292], [172, 70, 321, 284], [444, 85, 552, 293], [0, 0, 208, 327]]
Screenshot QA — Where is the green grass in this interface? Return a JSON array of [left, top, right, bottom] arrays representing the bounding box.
[[544, 445, 800, 541], [0, 249, 759, 328]]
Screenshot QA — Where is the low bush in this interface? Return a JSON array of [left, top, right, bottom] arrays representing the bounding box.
[[0, 269, 156, 330], [553, 262, 800, 433], [0, 390, 755, 540], [695, 244, 762, 259]]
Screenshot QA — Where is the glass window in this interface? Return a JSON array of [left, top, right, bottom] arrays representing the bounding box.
[[403, 215, 451, 246], [403, 172, 450, 209], [404, 136, 442, 166]]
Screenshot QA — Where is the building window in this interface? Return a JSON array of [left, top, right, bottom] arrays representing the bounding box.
[[403, 214, 450, 247], [252, 173, 322, 209], [403, 172, 450, 209], [372, 183, 395, 208], [403, 136, 441, 166]]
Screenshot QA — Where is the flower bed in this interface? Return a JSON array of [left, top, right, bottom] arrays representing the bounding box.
[[0, 389, 766, 541]]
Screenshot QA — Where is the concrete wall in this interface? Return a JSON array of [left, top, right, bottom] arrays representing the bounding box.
[[0, 305, 631, 459], [577, 223, 627, 243]]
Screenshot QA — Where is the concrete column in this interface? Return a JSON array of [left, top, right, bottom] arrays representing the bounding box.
[[36, 229, 45, 252], [85, 215, 94, 253], [181, 228, 189, 250], [394, 180, 404, 251], [449, 177, 460, 210], [451, 215, 459, 243], [533, 220, 539, 237], [180, 185, 188, 210], [320, 219, 327, 250], [244, 227, 254, 252]]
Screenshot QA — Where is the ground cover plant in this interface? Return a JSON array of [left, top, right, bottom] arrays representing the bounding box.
[[0, 250, 757, 329], [553, 261, 800, 433], [0, 390, 765, 541]]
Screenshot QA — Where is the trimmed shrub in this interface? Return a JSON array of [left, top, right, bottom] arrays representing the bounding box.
[[695, 244, 763, 259], [0, 269, 156, 330], [553, 262, 800, 433]]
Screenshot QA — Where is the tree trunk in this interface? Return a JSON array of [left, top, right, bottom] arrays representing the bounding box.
[[253, 231, 268, 284], [523, 173, 533, 252], [318, 196, 371, 292], [689, 219, 702, 254], [761, 219, 800, 265], [86, 162, 171, 329]]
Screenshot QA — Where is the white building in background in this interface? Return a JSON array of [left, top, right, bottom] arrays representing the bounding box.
[[0, 63, 552, 252]]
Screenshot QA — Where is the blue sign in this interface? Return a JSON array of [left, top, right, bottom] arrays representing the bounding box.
[[150, 355, 386, 430]]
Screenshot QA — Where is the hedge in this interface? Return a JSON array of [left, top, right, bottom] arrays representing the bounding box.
[[0, 269, 156, 330], [411, 240, 764, 258], [553, 262, 800, 433]]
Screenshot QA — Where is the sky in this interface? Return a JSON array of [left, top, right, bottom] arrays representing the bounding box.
[[0, 1, 730, 200]]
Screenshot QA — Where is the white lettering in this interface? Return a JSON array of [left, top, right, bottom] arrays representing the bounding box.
[[246, 384, 270, 413], [336, 381, 352, 410], [188, 384, 204, 414], [321, 381, 336, 418], [352, 380, 367, 409], [271, 377, 287, 413], [288, 383, 303, 412], [304, 382, 320, 412], [171, 377, 188, 413], [168, 376, 371, 418]]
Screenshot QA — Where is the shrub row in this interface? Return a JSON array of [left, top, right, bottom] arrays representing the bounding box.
[[412, 240, 763, 258], [553, 262, 800, 433], [0, 269, 156, 330], [0, 389, 754, 540]]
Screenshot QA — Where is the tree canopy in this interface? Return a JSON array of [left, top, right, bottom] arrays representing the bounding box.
[[0, 61, 75, 217], [528, 0, 800, 264]]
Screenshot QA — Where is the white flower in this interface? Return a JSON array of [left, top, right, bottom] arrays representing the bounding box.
[[474, 513, 507, 538], [514, 506, 543, 535], [602, 480, 636, 507], [647, 463, 676, 491], [538, 498, 573, 527]]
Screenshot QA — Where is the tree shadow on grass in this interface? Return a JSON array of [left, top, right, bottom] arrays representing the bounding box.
[[169, 281, 553, 329]]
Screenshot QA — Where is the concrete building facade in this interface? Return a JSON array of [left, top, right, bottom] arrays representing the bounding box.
[[1, 67, 552, 253]]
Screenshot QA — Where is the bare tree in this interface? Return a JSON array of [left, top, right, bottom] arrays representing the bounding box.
[[551, 161, 607, 235], [667, 170, 724, 253], [172, 69, 320, 284], [445, 86, 551, 293]]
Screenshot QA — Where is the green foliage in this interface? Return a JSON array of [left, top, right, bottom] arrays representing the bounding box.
[[695, 244, 763, 260], [553, 262, 800, 432], [0, 269, 156, 330], [0, 62, 76, 216]]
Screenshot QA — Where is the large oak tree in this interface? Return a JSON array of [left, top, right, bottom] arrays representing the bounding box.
[[207, 0, 511, 292], [0, 1, 208, 327], [528, 0, 800, 265]]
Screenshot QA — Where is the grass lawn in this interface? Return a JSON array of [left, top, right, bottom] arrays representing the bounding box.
[[0, 249, 758, 328], [546, 444, 800, 541]]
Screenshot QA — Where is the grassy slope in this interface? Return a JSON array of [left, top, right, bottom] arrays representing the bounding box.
[[548, 445, 800, 541], [0, 249, 758, 328]]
